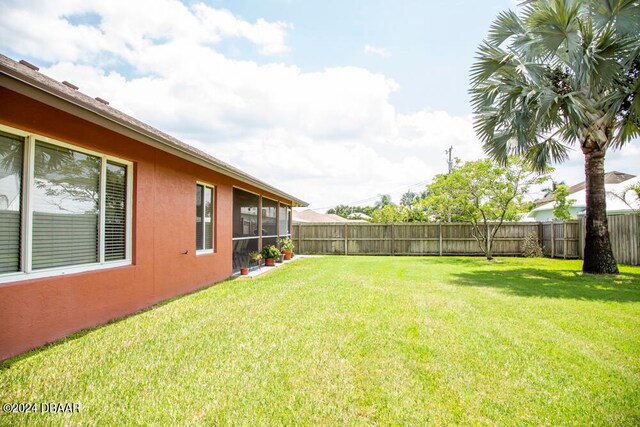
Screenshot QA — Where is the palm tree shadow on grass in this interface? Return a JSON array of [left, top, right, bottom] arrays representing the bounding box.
[[448, 264, 640, 302]]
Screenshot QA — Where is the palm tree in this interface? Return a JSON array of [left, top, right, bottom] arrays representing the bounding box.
[[374, 194, 393, 209], [471, 0, 640, 274], [541, 180, 566, 198]]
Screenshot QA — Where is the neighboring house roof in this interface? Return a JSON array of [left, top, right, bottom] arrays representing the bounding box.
[[526, 174, 639, 219], [535, 171, 635, 207], [0, 54, 308, 207], [293, 209, 368, 223]]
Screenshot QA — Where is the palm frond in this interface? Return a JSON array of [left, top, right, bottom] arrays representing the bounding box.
[[470, 43, 515, 87], [587, 0, 640, 35], [488, 10, 526, 46], [524, 136, 571, 172]]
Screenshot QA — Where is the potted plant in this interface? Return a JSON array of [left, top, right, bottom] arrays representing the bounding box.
[[278, 237, 294, 260], [249, 251, 262, 270], [260, 245, 280, 267]]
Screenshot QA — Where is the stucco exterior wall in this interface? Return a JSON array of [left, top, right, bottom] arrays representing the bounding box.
[[0, 88, 293, 361]]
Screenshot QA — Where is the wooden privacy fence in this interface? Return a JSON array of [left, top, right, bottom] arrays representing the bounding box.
[[294, 222, 545, 257], [293, 214, 640, 265], [578, 214, 640, 266], [540, 221, 580, 259]]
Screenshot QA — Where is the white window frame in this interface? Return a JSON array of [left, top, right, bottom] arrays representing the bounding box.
[[196, 181, 215, 255], [0, 124, 133, 285]]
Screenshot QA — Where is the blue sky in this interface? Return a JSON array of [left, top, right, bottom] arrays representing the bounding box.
[[211, 0, 513, 114], [1, 0, 637, 209]]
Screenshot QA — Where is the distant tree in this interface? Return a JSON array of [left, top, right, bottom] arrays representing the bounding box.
[[470, 0, 640, 273], [404, 199, 430, 222], [327, 204, 375, 218], [552, 184, 576, 220], [371, 204, 406, 223], [522, 200, 537, 213], [327, 204, 355, 218], [374, 194, 393, 210], [423, 157, 547, 260], [542, 180, 566, 198], [400, 190, 418, 207]]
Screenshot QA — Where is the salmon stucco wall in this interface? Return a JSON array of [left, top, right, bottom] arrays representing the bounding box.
[[0, 88, 293, 361]]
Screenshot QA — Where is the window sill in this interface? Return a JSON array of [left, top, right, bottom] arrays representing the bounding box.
[[196, 249, 215, 256], [0, 260, 132, 286]]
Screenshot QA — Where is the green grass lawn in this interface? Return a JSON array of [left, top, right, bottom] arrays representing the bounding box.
[[1, 257, 639, 426]]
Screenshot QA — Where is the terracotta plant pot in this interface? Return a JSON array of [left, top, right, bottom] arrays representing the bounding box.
[[240, 268, 249, 275], [265, 258, 275, 267], [283, 250, 292, 261]]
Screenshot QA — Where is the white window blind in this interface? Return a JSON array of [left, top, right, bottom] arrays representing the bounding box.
[[0, 132, 23, 273], [105, 161, 127, 261]]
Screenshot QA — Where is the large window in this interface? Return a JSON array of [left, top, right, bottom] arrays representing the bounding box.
[[0, 125, 132, 283], [32, 141, 101, 269], [196, 183, 214, 253]]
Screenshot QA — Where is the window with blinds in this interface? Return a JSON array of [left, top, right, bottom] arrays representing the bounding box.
[[196, 183, 214, 252], [0, 125, 132, 281], [32, 142, 100, 270], [105, 162, 127, 261], [0, 132, 23, 274]]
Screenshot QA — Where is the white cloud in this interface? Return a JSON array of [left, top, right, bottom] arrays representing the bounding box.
[[193, 5, 291, 55], [364, 44, 391, 58], [0, 0, 291, 60]]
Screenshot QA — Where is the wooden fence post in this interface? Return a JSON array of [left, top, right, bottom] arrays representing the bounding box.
[[551, 222, 555, 259], [439, 223, 443, 256], [391, 223, 395, 256], [563, 222, 567, 259], [344, 223, 348, 255]]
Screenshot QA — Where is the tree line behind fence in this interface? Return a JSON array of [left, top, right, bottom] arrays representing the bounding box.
[[292, 214, 639, 266]]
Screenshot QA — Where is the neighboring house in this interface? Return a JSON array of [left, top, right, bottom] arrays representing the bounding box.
[[0, 54, 307, 361], [293, 209, 367, 223], [524, 171, 638, 221], [348, 212, 371, 221]]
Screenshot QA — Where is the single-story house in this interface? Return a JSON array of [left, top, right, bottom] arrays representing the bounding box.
[[0, 54, 307, 361], [523, 171, 638, 221]]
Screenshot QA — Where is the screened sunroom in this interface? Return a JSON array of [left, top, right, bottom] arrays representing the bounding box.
[[232, 188, 292, 272]]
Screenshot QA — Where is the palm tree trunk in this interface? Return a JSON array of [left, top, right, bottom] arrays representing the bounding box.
[[582, 149, 618, 274]]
